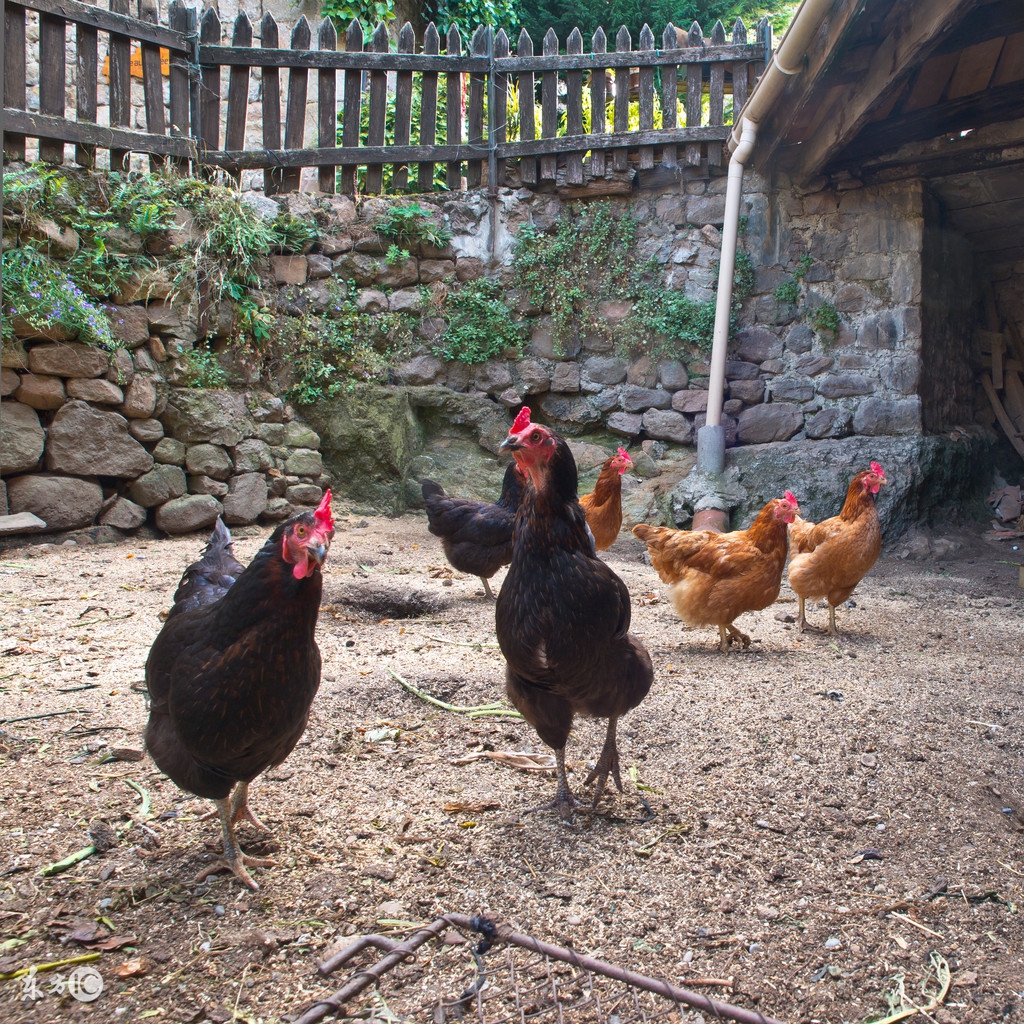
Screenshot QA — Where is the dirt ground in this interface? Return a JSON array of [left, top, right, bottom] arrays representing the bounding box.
[[1, 510, 1022, 1024]]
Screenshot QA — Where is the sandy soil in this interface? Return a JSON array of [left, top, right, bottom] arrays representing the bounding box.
[[0, 513, 1022, 1024]]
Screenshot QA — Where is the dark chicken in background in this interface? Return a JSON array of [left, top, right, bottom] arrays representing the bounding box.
[[633, 492, 800, 653], [421, 462, 525, 599], [495, 408, 653, 820], [579, 447, 632, 551], [787, 462, 888, 634], [145, 493, 335, 889]]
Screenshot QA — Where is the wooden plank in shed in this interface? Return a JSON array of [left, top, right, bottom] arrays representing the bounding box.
[[637, 24, 654, 170], [417, 22, 440, 192], [588, 27, 606, 178], [317, 16, 338, 193], [76, 13, 98, 167], [947, 37, 1005, 99], [565, 27, 584, 185], [38, 9, 66, 162], [540, 28, 558, 180], [992, 30, 1024, 87], [983, 373, 1024, 460], [904, 51, 959, 111], [685, 21, 703, 166], [138, 0, 166, 170], [446, 25, 463, 190], [391, 21, 414, 191], [517, 29, 537, 184], [1005, 368, 1024, 434], [262, 13, 283, 194], [612, 26, 630, 172], [281, 15, 311, 193], [339, 19, 362, 196]]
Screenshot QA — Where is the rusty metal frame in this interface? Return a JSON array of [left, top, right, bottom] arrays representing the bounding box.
[[295, 914, 785, 1024]]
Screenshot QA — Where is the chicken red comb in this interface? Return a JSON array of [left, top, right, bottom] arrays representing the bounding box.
[[783, 490, 799, 506], [510, 407, 532, 433], [617, 447, 630, 460], [314, 489, 334, 530], [870, 461, 884, 476]]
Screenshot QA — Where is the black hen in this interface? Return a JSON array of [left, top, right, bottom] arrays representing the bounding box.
[[495, 409, 653, 819], [421, 462, 525, 599], [144, 493, 335, 889], [170, 518, 245, 613]]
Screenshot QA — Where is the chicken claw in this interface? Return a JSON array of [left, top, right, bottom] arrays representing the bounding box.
[[525, 748, 581, 821], [199, 796, 276, 890], [716, 623, 751, 653], [196, 852, 277, 891], [199, 782, 271, 832]]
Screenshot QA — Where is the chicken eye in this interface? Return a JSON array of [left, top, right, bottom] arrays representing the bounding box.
[[296, 526, 307, 537], [530, 431, 541, 443]]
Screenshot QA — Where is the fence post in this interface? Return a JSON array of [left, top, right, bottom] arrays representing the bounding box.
[[540, 28, 557, 180], [589, 27, 606, 178], [318, 16, 338, 193], [261, 13, 283, 194], [198, 6, 222, 176], [75, 6, 98, 167], [340, 19, 363, 196], [3, 3, 27, 160], [281, 15, 311, 192], [417, 21, 439, 192], [731, 19, 749, 118], [685, 21, 703, 166], [38, 8, 67, 162], [445, 25, 463, 190], [467, 25, 487, 189], [637, 24, 655, 170], [565, 27, 583, 185], [225, 11, 253, 183], [168, 0, 192, 174], [517, 29, 536, 185], [612, 26, 630, 173], [365, 20, 389, 194], [139, 0, 167, 171], [661, 23, 678, 169], [492, 28, 509, 188], [708, 19, 726, 167], [392, 20, 415, 192]]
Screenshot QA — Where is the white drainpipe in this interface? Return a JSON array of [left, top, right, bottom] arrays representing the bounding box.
[[694, 0, 836, 508]]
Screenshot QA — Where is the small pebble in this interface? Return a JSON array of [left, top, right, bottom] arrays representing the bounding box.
[[876, 823, 886, 831], [749, 942, 762, 953], [98, 898, 112, 910], [824, 936, 842, 950], [214, 905, 225, 917], [566, 915, 582, 926]]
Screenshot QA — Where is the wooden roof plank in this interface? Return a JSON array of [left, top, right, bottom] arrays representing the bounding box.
[[946, 36, 1005, 98], [904, 51, 959, 110], [991, 30, 1024, 85]]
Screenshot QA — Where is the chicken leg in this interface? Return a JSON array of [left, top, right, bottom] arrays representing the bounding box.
[[585, 716, 624, 809], [717, 623, 751, 653], [198, 781, 270, 832], [480, 577, 496, 601], [526, 748, 580, 821], [196, 795, 277, 890], [796, 596, 808, 633]]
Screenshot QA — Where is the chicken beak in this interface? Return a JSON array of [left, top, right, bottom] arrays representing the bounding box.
[[498, 437, 520, 452], [308, 543, 328, 567]]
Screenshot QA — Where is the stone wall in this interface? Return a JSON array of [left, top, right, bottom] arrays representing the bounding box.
[[0, 338, 328, 535]]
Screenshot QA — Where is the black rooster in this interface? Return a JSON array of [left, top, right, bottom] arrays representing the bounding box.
[[144, 493, 335, 889], [495, 408, 654, 819], [421, 462, 525, 599]]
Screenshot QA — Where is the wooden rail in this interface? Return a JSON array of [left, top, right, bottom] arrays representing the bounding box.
[[1, 1, 771, 193]]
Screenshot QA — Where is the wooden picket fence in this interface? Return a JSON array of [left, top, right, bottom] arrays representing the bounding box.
[[2, 0, 772, 194]]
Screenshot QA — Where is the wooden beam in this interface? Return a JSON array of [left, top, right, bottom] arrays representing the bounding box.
[[982, 372, 1024, 459], [777, 0, 990, 180], [3, 108, 196, 156], [18, 0, 186, 49]]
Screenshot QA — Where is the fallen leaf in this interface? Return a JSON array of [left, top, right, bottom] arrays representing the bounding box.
[[88, 935, 137, 951], [115, 959, 148, 977]]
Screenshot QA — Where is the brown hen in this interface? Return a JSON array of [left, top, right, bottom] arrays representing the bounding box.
[[579, 447, 632, 551]]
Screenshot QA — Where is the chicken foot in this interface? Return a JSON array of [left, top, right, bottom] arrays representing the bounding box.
[[525, 747, 580, 821], [196, 795, 276, 890], [796, 597, 841, 635], [585, 716, 623, 810], [198, 781, 270, 832], [480, 577, 497, 601], [717, 623, 751, 653]]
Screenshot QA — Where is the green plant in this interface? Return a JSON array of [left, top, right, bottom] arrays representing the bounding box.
[[385, 244, 411, 265], [179, 345, 229, 388], [810, 301, 841, 341], [773, 251, 813, 313], [432, 278, 525, 364], [2, 248, 119, 349], [375, 202, 452, 251]]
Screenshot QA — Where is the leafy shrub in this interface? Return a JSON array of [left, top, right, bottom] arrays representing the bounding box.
[[179, 345, 229, 388], [375, 202, 452, 251], [432, 278, 524, 364]]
